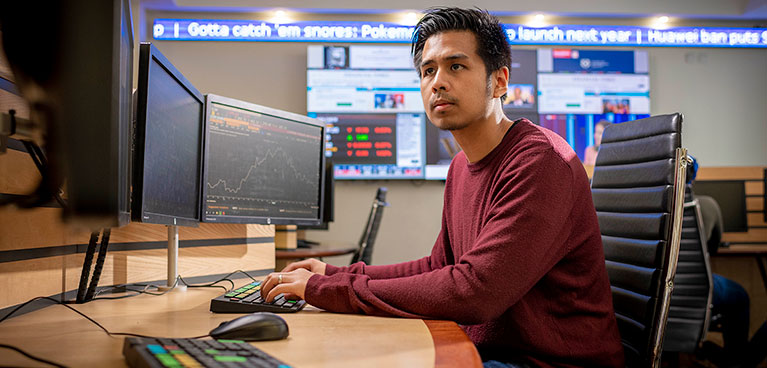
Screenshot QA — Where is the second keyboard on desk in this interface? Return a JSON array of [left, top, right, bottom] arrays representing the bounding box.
[[123, 337, 292, 368], [210, 281, 306, 313]]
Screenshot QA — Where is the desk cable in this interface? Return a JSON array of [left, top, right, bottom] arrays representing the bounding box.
[[0, 270, 260, 368], [91, 269, 257, 300], [0, 342, 67, 368], [0, 296, 210, 368]]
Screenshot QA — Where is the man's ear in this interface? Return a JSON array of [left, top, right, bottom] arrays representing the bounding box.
[[492, 66, 509, 99]]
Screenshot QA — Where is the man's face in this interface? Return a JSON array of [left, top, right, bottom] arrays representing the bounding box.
[[418, 31, 494, 131]]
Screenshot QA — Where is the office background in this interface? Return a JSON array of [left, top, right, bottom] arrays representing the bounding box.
[[130, 0, 767, 333], [0, 0, 764, 336], [137, 6, 765, 250]]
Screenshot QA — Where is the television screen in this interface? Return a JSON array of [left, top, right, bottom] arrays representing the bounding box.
[[537, 48, 650, 164], [306, 46, 652, 179], [307, 45, 425, 180]]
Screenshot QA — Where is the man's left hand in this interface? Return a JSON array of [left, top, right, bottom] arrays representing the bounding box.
[[260, 268, 314, 302]]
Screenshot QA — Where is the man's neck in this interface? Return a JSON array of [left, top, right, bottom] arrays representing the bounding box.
[[451, 106, 515, 163]]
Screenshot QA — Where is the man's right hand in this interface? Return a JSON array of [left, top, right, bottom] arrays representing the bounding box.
[[281, 258, 327, 275]]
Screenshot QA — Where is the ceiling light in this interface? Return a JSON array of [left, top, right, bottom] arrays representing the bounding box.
[[657, 16, 669, 23], [401, 11, 420, 26], [526, 13, 547, 27], [270, 9, 293, 24]]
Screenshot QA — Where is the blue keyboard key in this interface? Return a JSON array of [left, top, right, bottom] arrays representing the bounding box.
[[147, 344, 167, 354]]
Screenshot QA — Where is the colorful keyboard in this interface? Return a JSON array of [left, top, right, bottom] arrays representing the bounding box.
[[209, 281, 306, 313], [123, 336, 292, 368]]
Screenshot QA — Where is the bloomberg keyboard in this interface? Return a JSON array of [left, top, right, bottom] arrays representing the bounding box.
[[210, 281, 306, 313], [123, 337, 292, 368]]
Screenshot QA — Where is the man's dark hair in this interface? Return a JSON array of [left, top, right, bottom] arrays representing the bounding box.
[[411, 7, 511, 100]]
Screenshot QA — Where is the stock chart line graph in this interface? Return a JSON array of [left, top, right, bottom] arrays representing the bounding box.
[[203, 102, 323, 221], [207, 146, 318, 195]]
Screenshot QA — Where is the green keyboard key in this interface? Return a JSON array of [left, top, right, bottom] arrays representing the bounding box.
[[214, 355, 247, 363], [224, 292, 237, 297], [204, 349, 219, 355], [155, 353, 181, 367]]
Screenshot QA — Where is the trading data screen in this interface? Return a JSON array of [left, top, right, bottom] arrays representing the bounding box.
[[315, 113, 423, 179], [307, 45, 425, 179], [203, 100, 324, 224], [307, 45, 653, 179]]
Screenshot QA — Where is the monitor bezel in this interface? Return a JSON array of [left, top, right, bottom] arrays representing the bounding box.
[[132, 42, 205, 227], [201, 93, 326, 226], [297, 160, 334, 230], [114, 0, 134, 226]]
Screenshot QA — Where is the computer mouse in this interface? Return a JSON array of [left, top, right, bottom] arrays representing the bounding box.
[[209, 312, 289, 341]]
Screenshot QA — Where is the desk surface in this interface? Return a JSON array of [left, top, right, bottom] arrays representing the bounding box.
[[716, 244, 767, 254], [0, 280, 480, 368]]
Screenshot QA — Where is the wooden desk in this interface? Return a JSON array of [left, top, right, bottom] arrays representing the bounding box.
[[0, 281, 481, 368]]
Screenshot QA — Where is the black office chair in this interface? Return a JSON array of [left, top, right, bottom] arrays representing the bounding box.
[[350, 187, 388, 265], [591, 113, 689, 367], [662, 185, 714, 353]]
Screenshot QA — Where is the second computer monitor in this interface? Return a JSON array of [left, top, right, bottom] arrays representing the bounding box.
[[132, 42, 205, 227], [202, 94, 326, 225]]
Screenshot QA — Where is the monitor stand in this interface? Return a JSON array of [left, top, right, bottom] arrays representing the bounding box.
[[157, 225, 187, 292], [274, 225, 298, 249]]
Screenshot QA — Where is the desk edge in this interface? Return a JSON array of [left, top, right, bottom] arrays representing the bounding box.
[[424, 320, 482, 368]]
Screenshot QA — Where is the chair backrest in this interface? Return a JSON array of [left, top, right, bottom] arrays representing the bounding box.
[[350, 187, 388, 265], [663, 186, 714, 353], [591, 113, 688, 368]]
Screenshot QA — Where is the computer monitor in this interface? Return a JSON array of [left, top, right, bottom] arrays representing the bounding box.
[[0, 0, 134, 228], [693, 180, 749, 233], [132, 42, 205, 227], [202, 94, 326, 226], [298, 161, 335, 230]]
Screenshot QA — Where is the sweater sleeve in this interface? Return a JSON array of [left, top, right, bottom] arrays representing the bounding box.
[[305, 148, 577, 324]]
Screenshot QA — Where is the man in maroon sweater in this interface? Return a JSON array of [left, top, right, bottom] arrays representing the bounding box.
[[261, 8, 623, 367]]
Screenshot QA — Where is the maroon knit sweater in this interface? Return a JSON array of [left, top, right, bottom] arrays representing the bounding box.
[[305, 119, 624, 367]]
